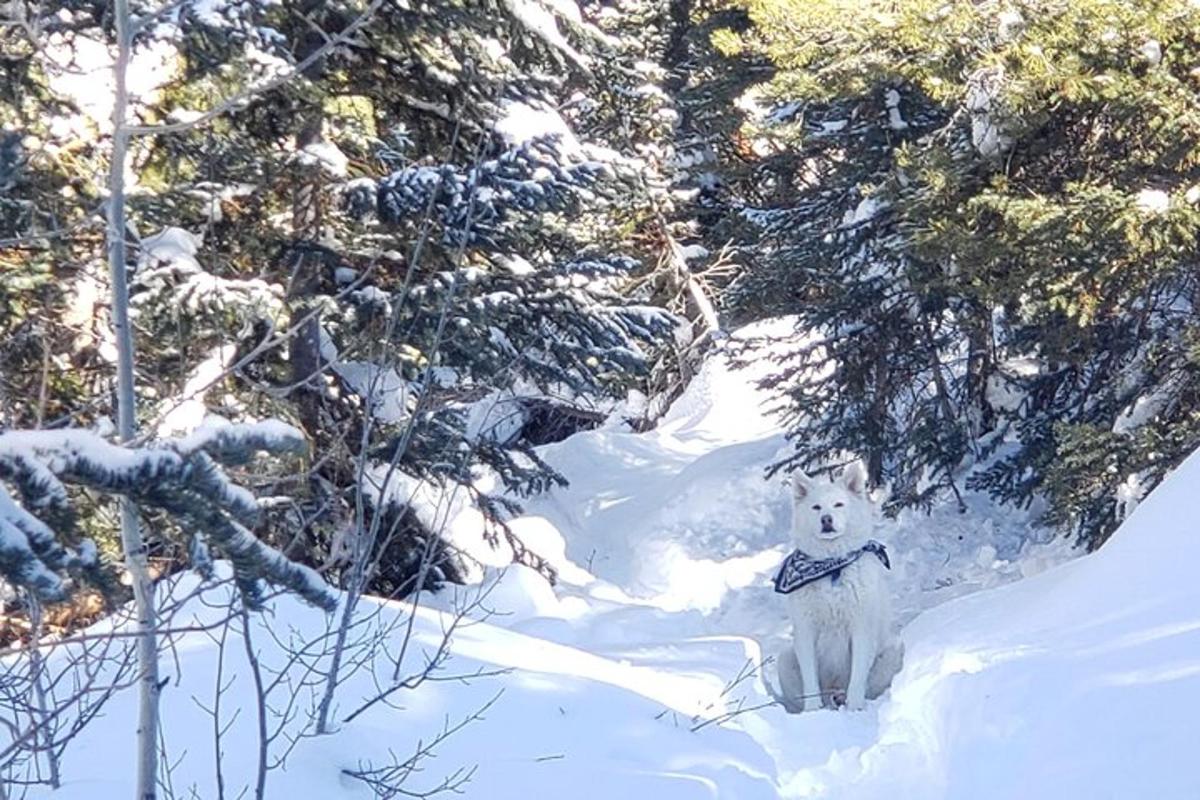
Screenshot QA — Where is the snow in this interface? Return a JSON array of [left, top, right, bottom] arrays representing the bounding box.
[[41, 31, 179, 138], [317, 330, 411, 424], [337, 361, 410, 423], [297, 140, 350, 178], [996, 9, 1024, 42], [155, 345, 235, 436], [966, 69, 1013, 160], [985, 356, 1043, 413], [767, 101, 804, 125], [0, 420, 309, 604], [842, 194, 884, 230], [172, 417, 306, 458], [463, 390, 528, 445], [490, 254, 537, 276], [1135, 187, 1170, 215], [1115, 471, 1148, 522], [498, 0, 590, 70], [735, 87, 770, 121], [17, 318, 1200, 799], [133, 226, 284, 317], [1140, 38, 1163, 66], [810, 448, 1200, 799], [1113, 379, 1176, 434], [138, 226, 203, 271], [496, 99, 582, 153], [187, 0, 276, 28], [352, 285, 391, 308], [884, 89, 908, 131]]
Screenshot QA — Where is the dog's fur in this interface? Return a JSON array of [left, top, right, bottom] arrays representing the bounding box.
[[775, 464, 903, 712]]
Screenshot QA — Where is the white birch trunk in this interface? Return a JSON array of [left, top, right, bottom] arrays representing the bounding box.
[[106, 2, 161, 797]]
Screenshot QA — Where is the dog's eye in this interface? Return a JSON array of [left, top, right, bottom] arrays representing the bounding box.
[[812, 504, 821, 511], [834, 502, 844, 508]]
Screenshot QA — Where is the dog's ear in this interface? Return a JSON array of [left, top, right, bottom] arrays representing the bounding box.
[[842, 461, 868, 496], [791, 473, 810, 501]]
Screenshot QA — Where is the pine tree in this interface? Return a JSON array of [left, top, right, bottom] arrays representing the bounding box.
[[2, 0, 683, 599], [716, 0, 1200, 545], [0, 421, 336, 609]]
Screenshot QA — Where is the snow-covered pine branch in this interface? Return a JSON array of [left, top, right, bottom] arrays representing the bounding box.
[[368, 134, 615, 247], [131, 227, 284, 320], [0, 421, 336, 611]]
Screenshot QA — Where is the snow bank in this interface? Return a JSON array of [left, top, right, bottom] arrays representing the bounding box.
[[14, 571, 778, 800], [23, 317, 1200, 799], [802, 447, 1200, 799]]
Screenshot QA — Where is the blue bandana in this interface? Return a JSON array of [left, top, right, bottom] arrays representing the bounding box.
[[772, 540, 891, 594]]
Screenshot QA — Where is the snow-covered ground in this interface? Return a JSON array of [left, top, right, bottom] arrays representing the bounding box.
[[17, 320, 1200, 799]]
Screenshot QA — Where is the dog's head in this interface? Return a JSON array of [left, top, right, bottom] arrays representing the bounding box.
[[790, 463, 871, 547]]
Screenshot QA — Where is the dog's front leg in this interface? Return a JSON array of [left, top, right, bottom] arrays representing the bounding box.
[[791, 618, 822, 713], [846, 623, 874, 711]]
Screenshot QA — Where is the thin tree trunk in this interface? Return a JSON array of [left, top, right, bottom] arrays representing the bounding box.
[[26, 597, 60, 788], [866, 353, 889, 488], [107, 2, 160, 797], [657, 207, 720, 336], [239, 607, 269, 800], [286, 1, 337, 436], [964, 304, 996, 440], [287, 111, 326, 439], [921, 321, 968, 511]]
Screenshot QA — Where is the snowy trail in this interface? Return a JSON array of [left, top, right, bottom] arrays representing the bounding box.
[[23, 320, 1200, 799], [470, 322, 1073, 794]]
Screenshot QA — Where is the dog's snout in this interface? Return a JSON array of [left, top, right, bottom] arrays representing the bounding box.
[[820, 513, 834, 530]]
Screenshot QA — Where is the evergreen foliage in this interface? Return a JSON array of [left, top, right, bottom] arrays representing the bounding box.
[[0, 421, 335, 609], [718, 0, 1200, 546], [0, 419, 333, 606], [0, 0, 683, 601]]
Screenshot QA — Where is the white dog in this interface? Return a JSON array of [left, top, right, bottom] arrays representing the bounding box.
[[773, 463, 903, 712]]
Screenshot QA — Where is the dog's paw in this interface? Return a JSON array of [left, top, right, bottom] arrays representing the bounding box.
[[843, 693, 867, 711], [779, 697, 804, 714]]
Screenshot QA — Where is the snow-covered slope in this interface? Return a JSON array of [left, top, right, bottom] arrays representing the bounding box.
[[19, 320, 1200, 799], [823, 446, 1200, 799]]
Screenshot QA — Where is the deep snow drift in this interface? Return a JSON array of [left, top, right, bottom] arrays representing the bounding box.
[[14, 320, 1200, 799]]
